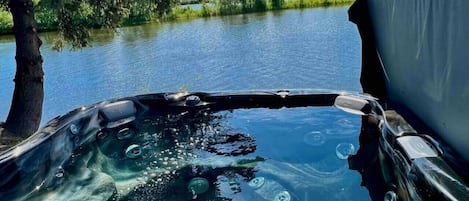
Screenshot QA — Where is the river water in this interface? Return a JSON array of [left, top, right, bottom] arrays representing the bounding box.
[[0, 6, 361, 125]]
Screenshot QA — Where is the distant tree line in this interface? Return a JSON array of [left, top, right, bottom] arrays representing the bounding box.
[[0, 0, 353, 36], [185, 0, 352, 17]]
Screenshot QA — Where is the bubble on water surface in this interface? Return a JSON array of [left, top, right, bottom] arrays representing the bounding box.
[[303, 131, 326, 146], [335, 143, 355, 160]]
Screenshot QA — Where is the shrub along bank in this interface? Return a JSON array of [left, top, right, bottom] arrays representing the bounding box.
[[0, 0, 353, 35]]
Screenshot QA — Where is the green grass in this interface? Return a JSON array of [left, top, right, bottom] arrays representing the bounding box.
[[171, 0, 354, 20], [171, 6, 203, 19], [282, 0, 353, 9], [164, 3, 220, 20]]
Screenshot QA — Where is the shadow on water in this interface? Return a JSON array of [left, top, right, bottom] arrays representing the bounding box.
[[118, 23, 161, 43], [39, 24, 162, 49]]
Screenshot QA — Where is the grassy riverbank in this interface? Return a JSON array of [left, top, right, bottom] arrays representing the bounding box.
[[168, 0, 353, 20], [0, 0, 354, 34]]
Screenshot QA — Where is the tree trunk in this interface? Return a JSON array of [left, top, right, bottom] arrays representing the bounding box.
[[3, 0, 44, 138]]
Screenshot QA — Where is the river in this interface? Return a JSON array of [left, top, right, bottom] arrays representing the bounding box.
[[0, 6, 361, 125]]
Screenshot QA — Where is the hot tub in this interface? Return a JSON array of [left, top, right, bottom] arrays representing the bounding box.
[[0, 90, 369, 201]]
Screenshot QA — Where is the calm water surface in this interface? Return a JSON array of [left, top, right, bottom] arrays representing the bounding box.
[[0, 6, 361, 124]]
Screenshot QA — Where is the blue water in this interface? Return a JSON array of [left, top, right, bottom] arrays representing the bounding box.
[[0, 103, 369, 201], [232, 108, 367, 201], [0, 6, 361, 125]]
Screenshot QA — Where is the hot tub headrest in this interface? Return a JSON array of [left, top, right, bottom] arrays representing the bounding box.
[[99, 100, 137, 128]]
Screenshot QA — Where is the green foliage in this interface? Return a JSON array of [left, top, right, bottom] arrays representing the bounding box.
[[35, 9, 58, 31], [122, 0, 178, 24], [169, 2, 219, 19], [156, 0, 178, 16], [171, 6, 200, 19], [1, 0, 353, 45], [253, 0, 267, 11], [282, 0, 352, 9], [123, 1, 155, 25], [0, 8, 12, 34], [32, 0, 126, 50], [218, 0, 242, 15], [200, 2, 219, 17], [36, 0, 175, 50], [0, 0, 7, 9], [271, 0, 284, 9]]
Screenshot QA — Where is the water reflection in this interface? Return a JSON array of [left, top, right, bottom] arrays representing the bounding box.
[[118, 24, 160, 43]]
